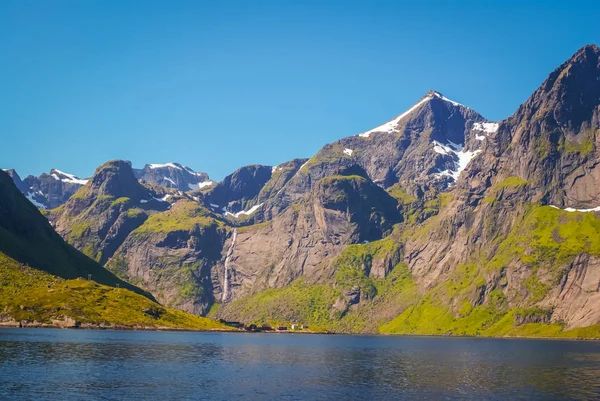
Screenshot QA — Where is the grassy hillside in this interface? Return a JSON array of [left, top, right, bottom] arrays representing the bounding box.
[[0, 252, 228, 330], [0, 170, 144, 295]]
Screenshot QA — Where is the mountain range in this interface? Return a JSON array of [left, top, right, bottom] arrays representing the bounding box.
[[2, 44, 600, 337]]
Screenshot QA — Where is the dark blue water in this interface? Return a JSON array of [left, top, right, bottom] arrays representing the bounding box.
[[0, 329, 599, 400]]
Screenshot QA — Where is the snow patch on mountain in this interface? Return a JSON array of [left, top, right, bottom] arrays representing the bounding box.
[[224, 203, 263, 218], [344, 148, 353, 156], [188, 181, 214, 191], [473, 122, 499, 134], [433, 143, 452, 155], [148, 163, 182, 170], [140, 194, 171, 204], [51, 170, 88, 185], [163, 177, 177, 186], [26, 193, 46, 209], [156, 194, 171, 202], [432, 141, 481, 180]]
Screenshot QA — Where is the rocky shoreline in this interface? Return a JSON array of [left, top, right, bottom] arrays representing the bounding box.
[[1, 318, 598, 341]]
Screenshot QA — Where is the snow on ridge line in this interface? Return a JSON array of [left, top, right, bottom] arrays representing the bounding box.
[[432, 92, 466, 108], [473, 122, 499, 134], [358, 91, 471, 139], [183, 165, 203, 175], [550, 205, 600, 213], [148, 163, 182, 170], [51, 169, 89, 185], [224, 203, 263, 218], [358, 95, 434, 138], [343, 148, 353, 156]]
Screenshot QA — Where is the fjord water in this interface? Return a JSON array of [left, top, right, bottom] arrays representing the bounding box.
[[1, 329, 599, 400]]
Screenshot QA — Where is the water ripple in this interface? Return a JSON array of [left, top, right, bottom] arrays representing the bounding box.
[[0, 330, 599, 400]]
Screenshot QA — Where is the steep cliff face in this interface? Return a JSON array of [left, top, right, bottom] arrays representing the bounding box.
[[204, 164, 273, 216], [106, 200, 227, 315], [211, 170, 400, 302], [496, 44, 600, 208], [394, 44, 600, 335]]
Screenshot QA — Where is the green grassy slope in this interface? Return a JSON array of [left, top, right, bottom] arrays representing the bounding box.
[[380, 204, 600, 338], [0, 170, 143, 295], [0, 252, 228, 330]]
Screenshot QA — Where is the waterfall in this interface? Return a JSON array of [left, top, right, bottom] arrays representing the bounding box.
[[222, 229, 237, 302]]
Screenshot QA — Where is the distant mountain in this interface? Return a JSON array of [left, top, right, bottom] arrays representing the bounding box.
[[5, 163, 212, 211], [133, 162, 213, 192], [0, 169, 227, 330], [2, 168, 88, 210]]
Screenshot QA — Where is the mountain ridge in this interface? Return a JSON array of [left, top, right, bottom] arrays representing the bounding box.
[[5, 44, 600, 337]]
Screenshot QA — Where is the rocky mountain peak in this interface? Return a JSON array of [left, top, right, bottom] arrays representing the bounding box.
[[205, 164, 272, 214], [133, 162, 212, 192], [425, 90, 467, 108], [90, 160, 147, 200], [473, 44, 600, 209], [510, 44, 600, 138], [3, 169, 28, 193]]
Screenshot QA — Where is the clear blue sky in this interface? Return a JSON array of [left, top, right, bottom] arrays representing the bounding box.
[[1, 0, 599, 179]]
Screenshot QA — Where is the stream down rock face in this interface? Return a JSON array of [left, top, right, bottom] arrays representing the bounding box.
[[210, 171, 400, 302]]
